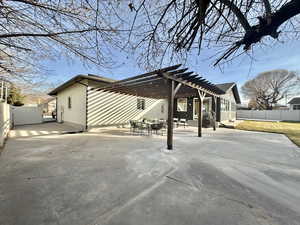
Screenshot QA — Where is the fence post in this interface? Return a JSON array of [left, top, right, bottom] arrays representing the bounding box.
[[264, 110, 267, 120]]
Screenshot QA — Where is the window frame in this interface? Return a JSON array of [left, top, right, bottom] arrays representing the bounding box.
[[177, 98, 188, 112], [137, 98, 145, 110], [293, 104, 300, 110], [68, 96, 72, 109], [161, 104, 164, 113]]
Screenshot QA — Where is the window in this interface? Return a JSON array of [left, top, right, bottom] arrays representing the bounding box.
[[221, 98, 226, 111], [68, 96, 72, 109], [161, 104, 164, 113], [203, 99, 209, 112], [231, 102, 236, 111], [177, 98, 187, 112], [293, 105, 300, 110], [137, 98, 145, 110], [226, 100, 230, 111], [221, 99, 232, 111]]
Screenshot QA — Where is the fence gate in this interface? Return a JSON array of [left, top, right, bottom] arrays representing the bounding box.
[[12, 106, 43, 126]]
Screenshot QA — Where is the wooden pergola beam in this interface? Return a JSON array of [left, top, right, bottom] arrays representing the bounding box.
[[174, 83, 182, 96], [109, 64, 181, 85], [161, 72, 220, 97]]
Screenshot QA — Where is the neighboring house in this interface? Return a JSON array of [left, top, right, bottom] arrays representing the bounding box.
[[49, 74, 168, 130], [41, 97, 56, 116], [273, 103, 289, 110], [288, 97, 300, 110], [174, 82, 241, 122], [49, 74, 241, 130]]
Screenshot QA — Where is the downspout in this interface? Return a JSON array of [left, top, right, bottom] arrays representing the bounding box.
[[55, 96, 58, 122]]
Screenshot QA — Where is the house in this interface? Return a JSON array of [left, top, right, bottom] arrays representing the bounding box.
[[49, 72, 241, 130], [41, 97, 56, 116], [49, 74, 168, 130], [288, 97, 300, 110], [174, 82, 241, 123]]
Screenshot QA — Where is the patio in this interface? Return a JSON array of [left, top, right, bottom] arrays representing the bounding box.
[[1, 123, 300, 225], [93, 64, 225, 149]]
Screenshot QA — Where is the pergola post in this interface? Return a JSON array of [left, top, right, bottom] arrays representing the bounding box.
[[167, 79, 175, 150], [212, 96, 217, 131], [197, 90, 206, 137]]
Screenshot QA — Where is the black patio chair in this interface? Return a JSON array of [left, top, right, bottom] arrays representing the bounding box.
[[179, 118, 187, 128], [136, 121, 149, 135], [130, 120, 139, 133], [173, 118, 179, 128], [151, 122, 165, 135]]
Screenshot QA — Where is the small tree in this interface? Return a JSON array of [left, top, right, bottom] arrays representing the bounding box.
[[242, 70, 299, 110], [248, 99, 258, 110], [7, 85, 24, 106]]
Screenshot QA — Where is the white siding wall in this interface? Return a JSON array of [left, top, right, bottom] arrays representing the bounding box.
[[0, 102, 11, 147], [87, 88, 167, 128], [56, 82, 86, 129], [220, 89, 237, 121]]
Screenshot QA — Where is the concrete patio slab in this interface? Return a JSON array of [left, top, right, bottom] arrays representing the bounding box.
[[1, 124, 300, 225]]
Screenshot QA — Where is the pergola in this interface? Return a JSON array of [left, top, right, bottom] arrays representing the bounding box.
[[93, 64, 224, 150]]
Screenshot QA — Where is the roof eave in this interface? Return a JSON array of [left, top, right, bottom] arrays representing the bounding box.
[[48, 75, 84, 96], [48, 75, 115, 96]]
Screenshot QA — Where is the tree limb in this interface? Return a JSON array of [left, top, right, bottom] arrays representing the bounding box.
[[0, 28, 118, 39], [219, 0, 251, 31], [262, 0, 272, 15]]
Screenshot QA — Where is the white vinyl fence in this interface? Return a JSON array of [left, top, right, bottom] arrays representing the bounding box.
[[237, 110, 300, 121], [0, 102, 11, 147], [12, 106, 43, 126]]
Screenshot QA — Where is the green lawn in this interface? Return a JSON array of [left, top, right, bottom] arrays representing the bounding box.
[[236, 120, 300, 147]]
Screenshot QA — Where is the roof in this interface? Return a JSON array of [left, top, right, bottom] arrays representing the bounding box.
[[93, 65, 224, 98], [216, 82, 235, 92], [48, 74, 115, 95], [216, 82, 241, 104], [288, 97, 300, 104]]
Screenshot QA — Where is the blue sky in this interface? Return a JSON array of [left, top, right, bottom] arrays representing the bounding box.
[[44, 39, 300, 99]]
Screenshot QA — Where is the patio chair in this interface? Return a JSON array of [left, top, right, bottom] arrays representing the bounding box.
[[151, 122, 165, 135], [129, 120, 139, 133], [179, 118, 187, 128], [173, 118, 179, 128], [136, 122, 149, 135]]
